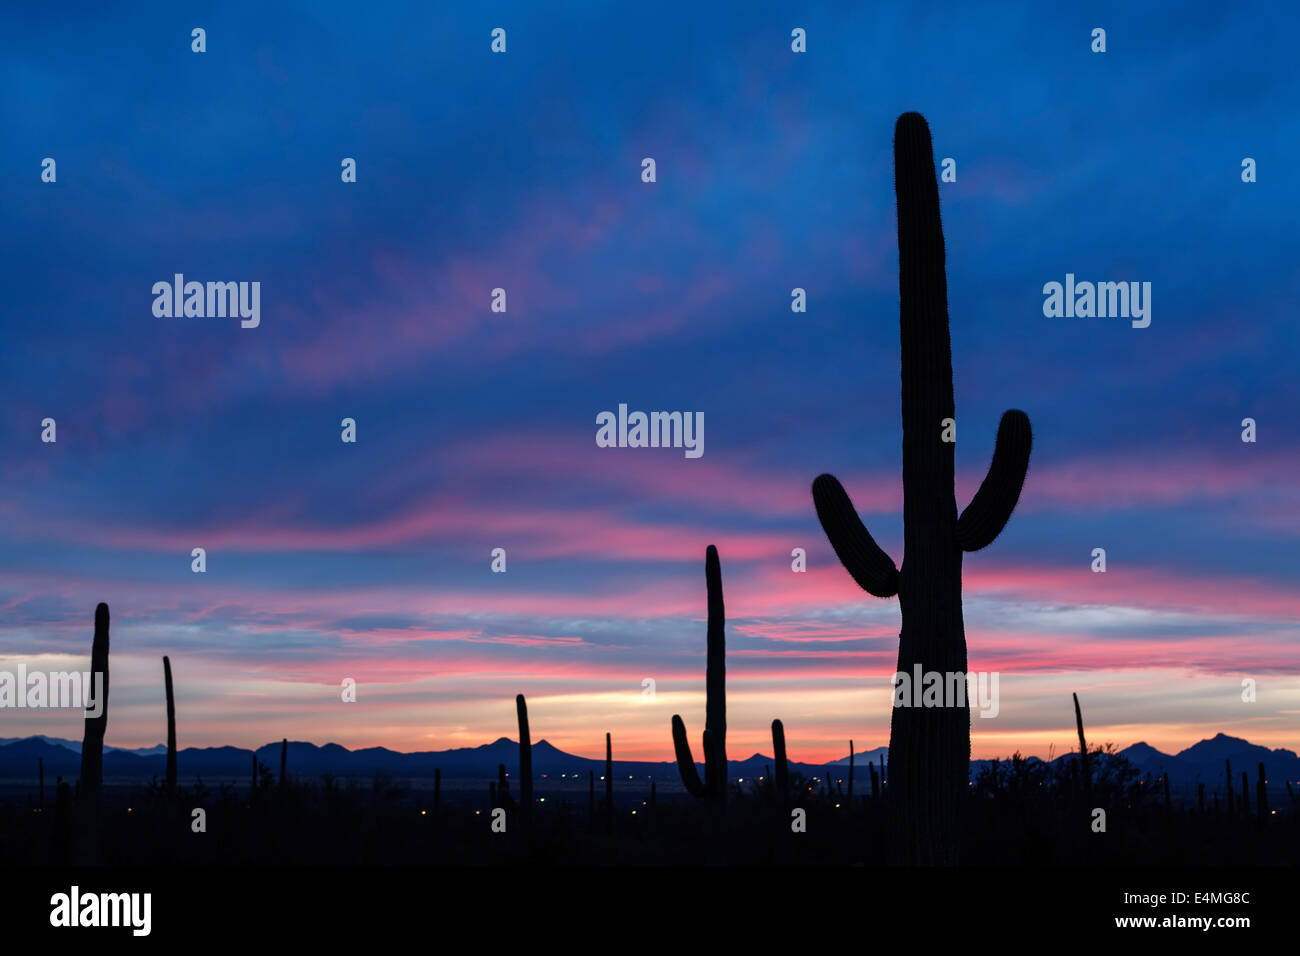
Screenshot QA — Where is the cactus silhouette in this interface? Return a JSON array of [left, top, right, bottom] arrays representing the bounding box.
[[78, 603, 111, 810], [163, 656, 177, 795], [1074, 693, 1090, 796], [670, 544, 727, 804], [846, 740, 854, 803], [811, 114, 1031, 864], [1226, 759, 1234, 813], [279, 738, 287, 788], [771, 719, 790, 799], [604, 732, 613, 814], [516, 694, 533, 812]]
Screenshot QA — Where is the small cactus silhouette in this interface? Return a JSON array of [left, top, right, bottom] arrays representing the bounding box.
[[516, 694, 533, 811], [771, 719, 790, 800], [670, 545, 727, 805], [78, 603, 111, 810], [1073, 693, 1089, 796], [811, 114, 1031, 864], [604, 732, 614, 814], [163, 656, 177, 795]]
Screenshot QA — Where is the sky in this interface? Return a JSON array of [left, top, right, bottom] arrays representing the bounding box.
[[1, 1, 1298, 763]]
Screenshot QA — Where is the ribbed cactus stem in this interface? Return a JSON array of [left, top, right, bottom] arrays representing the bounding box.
[[163, 656, 177, 795], [811, 114, 1031, 865], [516, 694, 533, 810], [847, 740, 854, 802], [671, 545, 728, 805], [1073, 693, 1089, 796], [78, 603, 110, 809], [771, 719, 789, 798], [605, 732, 613, 811]]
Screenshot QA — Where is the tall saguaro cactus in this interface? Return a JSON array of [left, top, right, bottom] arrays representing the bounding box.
[[1074, 693, 1090, 796], [771, 719, 790, 799], [670, 545, 727, 804], [516, 694, 533, 811], [163, 656, 177, 795], [79, 603, 111, 809], [812, 114, 1032, 864]]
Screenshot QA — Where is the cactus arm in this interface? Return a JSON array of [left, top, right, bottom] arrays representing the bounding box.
[[670, 716, 706, 797], [812, 474, 899, 597], [955, 410, 1032, 552]]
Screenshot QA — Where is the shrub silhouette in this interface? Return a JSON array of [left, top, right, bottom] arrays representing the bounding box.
[[811, 113, 1032, 864]]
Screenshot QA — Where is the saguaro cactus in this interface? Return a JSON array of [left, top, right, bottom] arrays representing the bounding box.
[[163, 656, 177, 795], [516, 694, 533, 810], [847, 740, 855, 803], [604, 732, 614, 812], [1073, 693, 1089, 796], [812, 114, 1032, 864], [670, 545, 728, 804], [772, 719, 790, 799], [279, 738, 287, 788], [79, 603, 111, 809]]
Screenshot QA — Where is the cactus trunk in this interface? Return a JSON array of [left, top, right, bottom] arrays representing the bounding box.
[[847, 740, 854, 802], [605, 732, 613, 812], [670, 545, 727, 805], [163, 656, 177, 794], [771, 719, 789, 799], [1073, 693, 1089, 796], [516, 694, 533, 811], [78, 604, 111, 809], [279, 738, 287, 788], [812, 115, 1031, 865]]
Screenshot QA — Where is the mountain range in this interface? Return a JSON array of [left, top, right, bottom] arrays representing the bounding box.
[[0, 732, 1295, 796]]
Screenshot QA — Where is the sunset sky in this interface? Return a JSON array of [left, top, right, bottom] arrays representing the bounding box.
[[2, 1, 1297, 763]]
